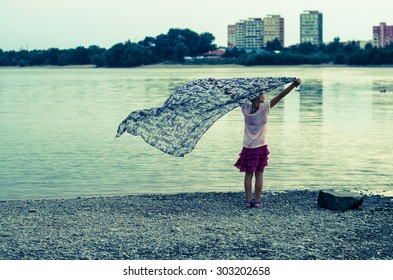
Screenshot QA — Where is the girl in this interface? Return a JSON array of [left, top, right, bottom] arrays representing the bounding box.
[[235, 78, 302, 208]]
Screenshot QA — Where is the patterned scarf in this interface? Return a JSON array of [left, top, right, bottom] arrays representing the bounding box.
[[116, 77, 295, 157]]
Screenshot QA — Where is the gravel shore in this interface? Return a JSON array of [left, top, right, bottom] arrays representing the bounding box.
[[0, 190, 392, 260]]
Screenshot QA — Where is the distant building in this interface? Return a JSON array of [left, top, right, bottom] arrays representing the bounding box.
[[373, 22, 393, 48], [300, 11, 323, 45], [244, 18, 263, 49], [227, 18, 263, 50], [263, 15, 284, 47], [227, 25, 236, 48], [343, 40, 373, 49], [235, 21, 245, 49], [202, 49, 225, 58], [357, 40, 373, 49]]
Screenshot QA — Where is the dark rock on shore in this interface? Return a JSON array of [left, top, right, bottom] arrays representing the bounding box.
[[317, 190, 364, 211]]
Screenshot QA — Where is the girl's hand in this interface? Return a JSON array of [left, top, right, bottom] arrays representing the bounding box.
[[294, 78, 302, 87], [270, 77, 302, 108]]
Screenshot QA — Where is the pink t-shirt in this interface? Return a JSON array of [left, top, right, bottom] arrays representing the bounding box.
[[241, 101, 270, 148]]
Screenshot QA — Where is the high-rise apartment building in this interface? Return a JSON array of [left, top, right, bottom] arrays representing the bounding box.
[[373, 22, 393, 48], [227, 18, 263, 50], [244, 18, 263, 49], [235, 21, 245, 49], [300, 11, 323, 45], [227, 25, 236, 48], [263, 15, 284, 47]]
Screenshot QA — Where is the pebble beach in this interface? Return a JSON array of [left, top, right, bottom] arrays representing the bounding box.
[[0, 190, 392, 260]]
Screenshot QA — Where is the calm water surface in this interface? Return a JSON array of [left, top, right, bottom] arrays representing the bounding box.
[[0, 66, 392, 200]]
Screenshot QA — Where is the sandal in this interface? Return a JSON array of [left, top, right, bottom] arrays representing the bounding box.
[[254, 201, 264, 208], [245, 201, 253, 208]]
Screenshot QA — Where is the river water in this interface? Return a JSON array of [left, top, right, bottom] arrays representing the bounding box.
[[0, 66, 392, 200]]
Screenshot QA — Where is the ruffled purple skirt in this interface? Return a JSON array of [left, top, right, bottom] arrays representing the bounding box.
[[234, 145, 270, 172]]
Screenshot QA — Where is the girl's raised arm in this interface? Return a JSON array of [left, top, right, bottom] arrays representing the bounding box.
[[270, 78, 301, 108]]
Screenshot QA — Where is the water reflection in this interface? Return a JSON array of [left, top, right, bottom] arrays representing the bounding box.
[[299, 79, 323, 124], [267, 79, 324, 187], [372, 80, 393, 93]]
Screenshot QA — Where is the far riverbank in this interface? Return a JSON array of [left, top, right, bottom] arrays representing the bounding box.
[[1, 63, 393, 70]]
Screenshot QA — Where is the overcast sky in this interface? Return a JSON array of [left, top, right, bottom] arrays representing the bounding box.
[[1, 0, 392, 51]]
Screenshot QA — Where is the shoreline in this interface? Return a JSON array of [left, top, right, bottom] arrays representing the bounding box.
[[1, 63, 393, 70], [2, 186, 393, 202], [1, 190, 392, 260]]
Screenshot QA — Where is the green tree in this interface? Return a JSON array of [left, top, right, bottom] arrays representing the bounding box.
[[347, 51, 365, 65], [198, 32, 216, 54], [173, 42, 189, 63], [343, 41, 360, 54], [122, 42, 147, 67], [363, 47, 380, 64], [154, 34, 171, 60], [327, 37, 344, 54], [138, 36, 156, 48], [334, 53, 347, 64], [44, 48, 60, 65], [71, 46, 89, 64], [223, 47, 244, 58], [167, 28, 199, 56], [87, 45, 105, 66], [265, 38, 282, 52], [297, 42, 318, 55], [29, 51, 45, 65], [365, 43, 373, 50], [102, 43, 124, 67]]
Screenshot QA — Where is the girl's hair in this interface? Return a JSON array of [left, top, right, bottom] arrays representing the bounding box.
[[250, 94, 264, 114], [251, 92, 265, 104], [251, 96, 260, 105]]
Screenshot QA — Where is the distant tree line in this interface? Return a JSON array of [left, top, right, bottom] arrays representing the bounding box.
[[225, 38, 393, 66], [0, 28, 217, 67], [1, 33, 393, 67]]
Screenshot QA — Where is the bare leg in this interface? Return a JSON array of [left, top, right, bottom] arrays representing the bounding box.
[[244, 172, 253, 204], [254, 171, 264, 202]]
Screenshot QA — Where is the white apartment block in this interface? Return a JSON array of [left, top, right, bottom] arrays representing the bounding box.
[[263, 15, 284, 47], [300, 11, 323, 45], [228, 18, 263, 50]]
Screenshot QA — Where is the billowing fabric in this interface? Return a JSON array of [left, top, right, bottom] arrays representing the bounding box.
[[116, 77, 295, 157]]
